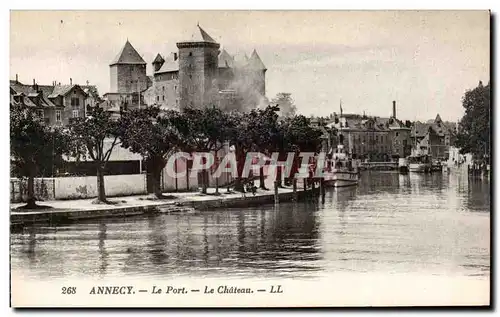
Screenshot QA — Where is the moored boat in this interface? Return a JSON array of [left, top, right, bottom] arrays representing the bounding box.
[[407, 154, 432, 173], [323, 145, 360, 188]]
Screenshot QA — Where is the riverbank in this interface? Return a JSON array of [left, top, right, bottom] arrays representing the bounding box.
[[10, 179, 318, 226]]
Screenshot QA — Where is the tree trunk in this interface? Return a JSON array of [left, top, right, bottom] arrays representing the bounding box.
[[259, 166, 267, 190], [201, 170, 208, 194], [96, 165, 107, 203], [276, 165, 283, 188], [152, 166, 163, 199], [25, 173, 37, 209], [234, 149, 246, 193]]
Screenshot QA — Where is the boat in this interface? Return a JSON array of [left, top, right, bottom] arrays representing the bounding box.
[[323, 145, 360, 187], [407, 154, 432, 173], [398, 157, 409, 173]]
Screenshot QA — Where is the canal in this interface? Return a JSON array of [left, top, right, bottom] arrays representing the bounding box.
[[10, 170, 490, 282]]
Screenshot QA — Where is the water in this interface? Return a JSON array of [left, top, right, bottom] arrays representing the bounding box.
[[10, 171, 490, 281]]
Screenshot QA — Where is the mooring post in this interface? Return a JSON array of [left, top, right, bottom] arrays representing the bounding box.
[[292, 178, 298, 201]]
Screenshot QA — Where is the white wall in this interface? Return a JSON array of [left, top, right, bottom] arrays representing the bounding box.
[[54, 174, 146, 199]]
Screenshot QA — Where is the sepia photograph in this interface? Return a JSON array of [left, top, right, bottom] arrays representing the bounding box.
[[8, 9, 491, 308]]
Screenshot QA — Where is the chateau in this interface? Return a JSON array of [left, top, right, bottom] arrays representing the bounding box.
[[102, 25, 267, 113]]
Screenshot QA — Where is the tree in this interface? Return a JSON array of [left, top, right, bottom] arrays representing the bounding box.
[[177, 106, 238, 194], [118, 106, 182, 199], [67, 106, 120, 204], [10, 106, 73, 208], [279, 115, 324, 185], [271, 93, 297, 118], [229, 105, 281, 192], [455, 81, 490, 161]]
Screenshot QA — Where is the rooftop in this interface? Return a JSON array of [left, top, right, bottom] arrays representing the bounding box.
[[110, 40, 147, 66]]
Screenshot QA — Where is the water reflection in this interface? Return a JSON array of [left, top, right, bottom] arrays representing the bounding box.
[[11, 172, 490, 280]]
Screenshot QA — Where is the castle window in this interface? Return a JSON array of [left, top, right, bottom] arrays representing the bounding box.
[[189, 52, 192, 56], [162, 96, 165, 101], [56, 110, 61, 122], [157, 96, 159, 102], [72, 110, 79, 118], [162, 86, 165, 91], [189, 75, 192, 79], [175, 86, 177, 92]]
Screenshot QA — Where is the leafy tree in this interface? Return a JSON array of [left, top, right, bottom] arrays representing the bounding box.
[[10, 106, 73, 208], [455, 81, 490, 161], [177, 106, 238, 194], [118, 106, 182, 199], [271, 92, 297, 118], [279, 115, 324, 185], [67, 106, 120, 204], [229, 105, 281, 192]]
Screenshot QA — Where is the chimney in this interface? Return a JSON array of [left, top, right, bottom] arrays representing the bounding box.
[[392, 100, 396, 119], [70, 78, 73, 86], [15, 74, 18, 83], [174, 52, 178, 61], [33, 78, 35, 86]]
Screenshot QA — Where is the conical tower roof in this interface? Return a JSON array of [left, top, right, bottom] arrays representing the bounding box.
[[184, 24, 217, 43], [218, 49, 234, 68], [247, 49, 266, 70], [110, 40, 146, 66]]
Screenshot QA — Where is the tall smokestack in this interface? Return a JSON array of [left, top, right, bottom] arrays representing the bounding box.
[[392, 100, 396, 119]]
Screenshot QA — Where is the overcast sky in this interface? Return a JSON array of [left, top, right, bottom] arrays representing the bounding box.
[[10, 10, 489, 121]]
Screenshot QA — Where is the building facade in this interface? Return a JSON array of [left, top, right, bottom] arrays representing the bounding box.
[[327, 101, 412, 161], [10, 76, 101, 126], [411, 114, 456, 160]]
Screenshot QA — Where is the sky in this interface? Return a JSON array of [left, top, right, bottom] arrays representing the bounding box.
[[9, 10, 490, 122]]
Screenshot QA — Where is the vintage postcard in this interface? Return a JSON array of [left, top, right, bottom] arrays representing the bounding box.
[[9, 10, 490, 308]]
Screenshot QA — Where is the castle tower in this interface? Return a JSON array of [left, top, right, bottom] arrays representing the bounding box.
[[246, 49, 267, 97], [109, 40, 148, 94], [176, 25, 220, 110]]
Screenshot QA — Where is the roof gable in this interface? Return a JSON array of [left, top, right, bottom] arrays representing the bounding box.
[[218, 49, 234, 68], [188, 25, 217, 43], [247, 49, 266, 70]]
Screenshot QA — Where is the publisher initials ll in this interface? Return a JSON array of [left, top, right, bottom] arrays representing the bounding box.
[[270, 285, 283, 293]]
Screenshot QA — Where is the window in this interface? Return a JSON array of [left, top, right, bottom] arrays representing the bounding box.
[[72, 110, 79, 118], [71, 97, 80, 107], [37, 109, 44, 118], [157, 96, 160, 102], [189, 75, 192, 79], [56, 110, 62, 122], [176, 99, 179, 106], [162, 86, 165, 91], [189, 52, 192, 56], [162, 96, 165, 101], [175, 85, 177, 92]]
